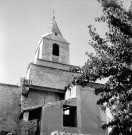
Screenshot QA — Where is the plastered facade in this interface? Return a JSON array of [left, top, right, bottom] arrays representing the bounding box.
[[37, 86, 107, 135]]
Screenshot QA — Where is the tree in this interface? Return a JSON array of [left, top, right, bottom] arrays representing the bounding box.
[[68, 0, 132, 134]]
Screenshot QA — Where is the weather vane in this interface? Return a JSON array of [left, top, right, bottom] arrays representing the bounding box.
[[53, 9, 55, 19]]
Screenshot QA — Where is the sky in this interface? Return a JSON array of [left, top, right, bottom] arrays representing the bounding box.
[[0, 0, 131, 85]]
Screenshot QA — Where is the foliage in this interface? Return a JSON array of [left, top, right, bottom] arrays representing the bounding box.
[[68, 0, 132, 134]]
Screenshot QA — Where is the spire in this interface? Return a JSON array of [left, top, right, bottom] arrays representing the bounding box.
[[48, 11, 62, 36], [53, 9, 55, 19]]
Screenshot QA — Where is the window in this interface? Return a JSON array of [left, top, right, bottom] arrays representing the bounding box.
[[28, 108, 42, 135], [55, 33, 57, 36], [29, 108, 41, 121], [52, 43, 59, 56], [63, 105, 77, 127]]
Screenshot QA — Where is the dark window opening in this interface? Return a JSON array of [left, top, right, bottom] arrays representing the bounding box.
[[55, 33, 57, 36], [63, 105, 77, 127], [29, 108, 41, 120], [59, 93, 65, 100], [29, 108, 42, 135], [52, 43, 59, 56]]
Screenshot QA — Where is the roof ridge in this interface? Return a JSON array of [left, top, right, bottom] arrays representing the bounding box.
[[0, 82, 20, 87]]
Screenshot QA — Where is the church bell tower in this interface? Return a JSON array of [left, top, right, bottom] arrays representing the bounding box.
[[35, 14, 69, 65]]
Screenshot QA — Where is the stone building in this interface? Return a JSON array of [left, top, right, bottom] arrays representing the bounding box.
[[20, 14, 81, 115], [0, 15, 107, 135], [0, 83, 21, 134]]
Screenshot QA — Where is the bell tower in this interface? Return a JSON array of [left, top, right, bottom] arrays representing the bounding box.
[[35, 14, 69, 65]]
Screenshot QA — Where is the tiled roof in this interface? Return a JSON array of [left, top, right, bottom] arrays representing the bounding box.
[[29, 84, 65, 93]]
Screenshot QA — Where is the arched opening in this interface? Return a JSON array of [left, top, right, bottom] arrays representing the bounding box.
[[52, 43, 59, 56]]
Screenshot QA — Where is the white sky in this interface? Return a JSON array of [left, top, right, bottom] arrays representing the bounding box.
[[0, 0, 131, 84]]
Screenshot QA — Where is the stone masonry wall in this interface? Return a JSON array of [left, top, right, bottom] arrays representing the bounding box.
[[0, 83, 21, 134], [28, 63, 81, 90], [41, 37, 69, 64], [21, 88, 64, 109]]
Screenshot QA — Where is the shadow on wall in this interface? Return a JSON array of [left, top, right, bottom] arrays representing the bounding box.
[[0, 131, 14, 135]]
